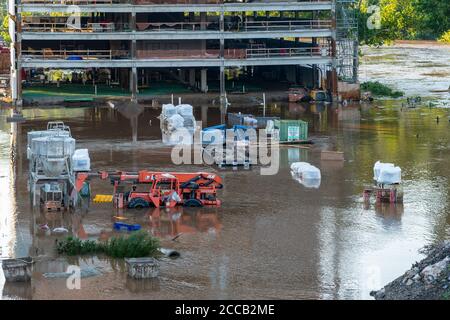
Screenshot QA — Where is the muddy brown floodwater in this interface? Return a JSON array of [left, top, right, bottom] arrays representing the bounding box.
[[1, 101, 450, 300], [1, 42, 450, 300]]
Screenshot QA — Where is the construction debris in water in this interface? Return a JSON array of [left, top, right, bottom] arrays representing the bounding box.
[[290, 162, 322, 189]]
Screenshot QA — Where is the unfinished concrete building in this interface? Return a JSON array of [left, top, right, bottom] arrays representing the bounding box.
[[9, 0, 359, 106]]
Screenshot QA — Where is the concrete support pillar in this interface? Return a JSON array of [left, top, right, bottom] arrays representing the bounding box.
[[331, 69, 338, 100], [200, 12, 206, 30], [189, 68, 196, 87], [130, 67, 137, 102], [201, 105, 208, 124], [200, 12, 207, 52], [219, 10, 227, 124], [200, 69, 207, 92], [9, 0, 22, 110], [130, 11, 137, 101], [312, 64, 318, 88], [331, 31, 338, 100], [178, 69, 185, 82], [131, 39, 136, 58]]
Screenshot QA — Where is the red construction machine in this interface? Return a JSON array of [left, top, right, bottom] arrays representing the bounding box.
[[75, 170, 223, 209]]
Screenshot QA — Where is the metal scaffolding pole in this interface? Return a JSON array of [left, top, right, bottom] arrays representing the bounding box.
[[335, 0, 358, 83]]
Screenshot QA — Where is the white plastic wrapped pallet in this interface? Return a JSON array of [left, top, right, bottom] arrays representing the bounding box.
[[162, 128, 194, 145], [377, 166, 401, 184], [167, 114, 185, 131], [162, 104, 177, 118], [182, 115, 196, 131], [72, 149, 91, 172], [176, 104, 193, 117], [290, 162, 321, 180], [373, 161, 394, 181]]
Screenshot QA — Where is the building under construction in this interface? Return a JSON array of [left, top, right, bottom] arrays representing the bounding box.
[[8, 0, 359, 106]]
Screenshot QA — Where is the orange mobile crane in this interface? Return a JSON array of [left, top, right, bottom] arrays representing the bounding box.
[[75, 170, 223, 209]]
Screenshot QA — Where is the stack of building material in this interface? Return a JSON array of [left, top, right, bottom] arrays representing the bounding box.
[[373, 161, 402, 185], [290, 162, 321, 189], [72, 149, 91, 172], [176, 104, 196, 133], [160, 103, 196, 145]]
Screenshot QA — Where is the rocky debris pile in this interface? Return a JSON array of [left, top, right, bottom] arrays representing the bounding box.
[[371, 241, 450, 300]]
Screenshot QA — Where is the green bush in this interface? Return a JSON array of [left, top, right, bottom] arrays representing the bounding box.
[[56, 231, 160, 258], [361, 81, 404, 98], [438, 30, 450, 44], [103, 231, 160, 258]]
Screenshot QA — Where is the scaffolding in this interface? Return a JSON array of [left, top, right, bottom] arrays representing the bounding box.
[[335, 0, 358, 83]]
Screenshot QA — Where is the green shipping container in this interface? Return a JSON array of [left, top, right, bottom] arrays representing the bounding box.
[[273, 120, 308, 142]]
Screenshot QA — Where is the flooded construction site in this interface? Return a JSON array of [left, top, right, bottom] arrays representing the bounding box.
[[1, 42, 450, 300]]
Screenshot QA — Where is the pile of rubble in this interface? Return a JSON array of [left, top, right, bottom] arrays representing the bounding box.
[[371, 241, 450, 300]]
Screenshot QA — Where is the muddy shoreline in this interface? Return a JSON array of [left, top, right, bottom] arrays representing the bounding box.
[[371, 241, 450, 300]]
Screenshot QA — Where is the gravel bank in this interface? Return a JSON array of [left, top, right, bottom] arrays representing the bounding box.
[[371, 241, 450, 300]]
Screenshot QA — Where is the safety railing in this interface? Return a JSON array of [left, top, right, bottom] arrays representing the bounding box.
[[86, 22, 130, 32], [21, 47, 329, 61], [241, 19, 333, 31], [246, 46, 331, 58], [21, 0, 129, 4], [22, 49, 130, 60], [136, 49, 246, 59], [137, 21, 211, 31], [22, 20, 331, 33], [136, 46, 330, 59], [136, 19, 332, 32], [22, 22, 130, 32], [20, 0, 330, 5], [134, 0, 329, 4]]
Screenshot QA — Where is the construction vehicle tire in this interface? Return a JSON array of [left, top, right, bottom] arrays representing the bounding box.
[[183, 199, 203, 207], [128, 197, 150, 209]]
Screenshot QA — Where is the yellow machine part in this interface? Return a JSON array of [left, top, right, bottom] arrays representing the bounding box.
[[93, 194, 113, 203]]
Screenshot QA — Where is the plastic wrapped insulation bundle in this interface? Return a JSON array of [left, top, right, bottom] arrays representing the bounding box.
[[290, 162, 321, 188]]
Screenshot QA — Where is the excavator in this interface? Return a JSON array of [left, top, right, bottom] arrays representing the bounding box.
[[75, 170, 223, 209]]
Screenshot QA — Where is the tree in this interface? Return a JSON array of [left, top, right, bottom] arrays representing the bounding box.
[[0, 15, 10, 45], [358, 0, 420, 46], [414, 0, 450, 39]]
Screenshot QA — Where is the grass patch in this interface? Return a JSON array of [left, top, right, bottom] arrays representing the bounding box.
[[23, 82, 192, 99], [56, 231, 160, 258], [361, 81, 404, 98]]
